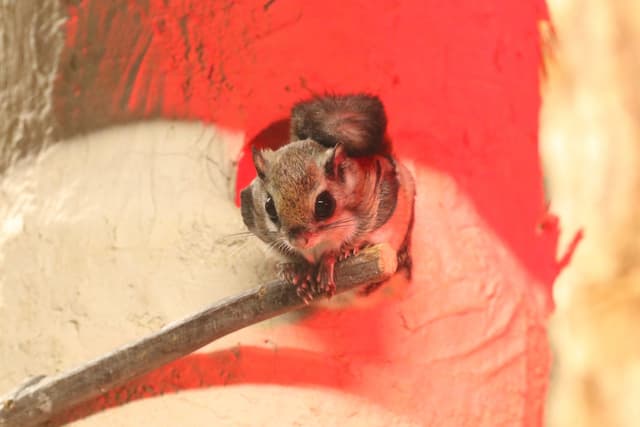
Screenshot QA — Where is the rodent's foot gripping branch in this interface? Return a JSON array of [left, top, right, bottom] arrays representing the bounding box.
[[279, 245, 365, 304], [278, 262, 317, 304]]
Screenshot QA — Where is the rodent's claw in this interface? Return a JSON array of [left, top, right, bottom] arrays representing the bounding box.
[[295, 283, 311, 305], [278, 263, 296, 283], [338, 242, 361, 261], [337, 247, 352, 262], [278, 262, 316, 304]]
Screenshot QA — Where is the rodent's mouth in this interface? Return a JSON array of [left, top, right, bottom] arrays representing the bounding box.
[[294, 236, 342, 259], [290, 236, 314, 250], [288, 228, 321, 250]]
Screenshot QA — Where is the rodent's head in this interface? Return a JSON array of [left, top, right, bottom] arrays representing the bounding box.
[[241, 139, 372, 262]]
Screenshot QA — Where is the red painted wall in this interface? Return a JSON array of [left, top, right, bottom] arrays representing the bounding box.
[[56, 1, 562, 425]]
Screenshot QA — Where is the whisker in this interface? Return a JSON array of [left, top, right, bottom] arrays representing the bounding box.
[[214, 231, 255, 243], [279, 238, 298, 257], [271, 238, 289, 256], [224, 231, 255, 237], [330, 218, 355, 226], [323, 223, 356, 231], [263, 240, 282, 258], [279, 239, 294, 256], [269, 239, 282, 252], [321, 218, 357, 230]]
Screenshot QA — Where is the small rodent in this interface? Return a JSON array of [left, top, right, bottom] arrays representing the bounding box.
[[240, 93, 415, 302]]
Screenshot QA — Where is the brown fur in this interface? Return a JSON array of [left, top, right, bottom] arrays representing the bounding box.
[[240, 93, 415, 297]]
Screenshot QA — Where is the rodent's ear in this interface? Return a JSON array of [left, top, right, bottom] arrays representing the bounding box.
[[324, 143, 347, 181], [251, 146, 269, 180]]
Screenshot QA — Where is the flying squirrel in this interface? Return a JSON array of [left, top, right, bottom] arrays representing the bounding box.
[[240, 93, 415, 302]]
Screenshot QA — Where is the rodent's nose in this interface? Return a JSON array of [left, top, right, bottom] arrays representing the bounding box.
[[288, 226, 310, 247]]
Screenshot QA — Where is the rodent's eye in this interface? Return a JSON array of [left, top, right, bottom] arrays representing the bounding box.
[[265, 194, 278, 223], [314, 191, 335, 221]]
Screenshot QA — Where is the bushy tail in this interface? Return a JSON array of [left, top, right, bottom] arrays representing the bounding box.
[[290, 93, 389, 157]]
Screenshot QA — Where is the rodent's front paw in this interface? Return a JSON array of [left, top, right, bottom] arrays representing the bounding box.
[[316, 246, 367, 298], [337, 245, 360, 262], [278, 262, 316, 304], [316, 254, 338, 298]]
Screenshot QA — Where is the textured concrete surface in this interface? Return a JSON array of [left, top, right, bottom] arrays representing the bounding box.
[[0, 1, 559, 425], [0, 0, 64, 170]]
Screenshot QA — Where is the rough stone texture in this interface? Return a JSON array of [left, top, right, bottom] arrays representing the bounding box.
[[1, 1, 559, 425], [0, 0, 64, 171]]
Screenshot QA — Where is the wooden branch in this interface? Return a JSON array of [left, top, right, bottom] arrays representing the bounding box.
[[0, 244, 397, 427]]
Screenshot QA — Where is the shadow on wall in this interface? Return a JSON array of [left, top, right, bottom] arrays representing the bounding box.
[[53, 303, 397, 425], [52, 347, 350, 426]]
